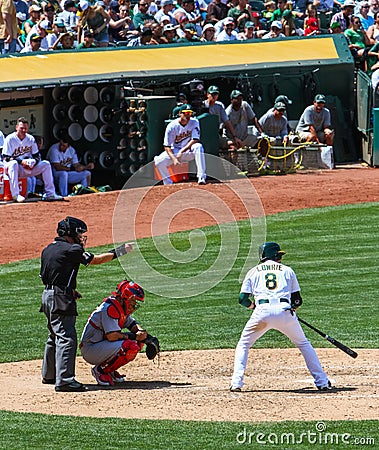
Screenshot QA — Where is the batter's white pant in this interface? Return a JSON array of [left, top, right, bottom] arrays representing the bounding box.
[[52, 169, 91, 197], [5, 160, 57, 197], [154, 143, 206, 185], [231, 304, 329, 389]]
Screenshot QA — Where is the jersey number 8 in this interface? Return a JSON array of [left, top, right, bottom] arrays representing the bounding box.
[[265, 273, 277, 290]]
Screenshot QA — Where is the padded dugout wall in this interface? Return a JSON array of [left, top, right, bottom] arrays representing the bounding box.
[[115, 96, 176, 178], [44, 88, 176, 186]]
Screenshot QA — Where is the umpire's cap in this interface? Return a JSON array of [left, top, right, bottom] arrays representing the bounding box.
[[259, 242, 285, 262]]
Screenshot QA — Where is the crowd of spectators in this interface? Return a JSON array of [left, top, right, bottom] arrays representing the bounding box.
[[0, 0, 379, 68]]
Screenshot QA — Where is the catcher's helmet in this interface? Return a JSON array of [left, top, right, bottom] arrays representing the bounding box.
[[57, 216, 88, 243], [259, 242, 285, 262], [116, 280, 145, 314]]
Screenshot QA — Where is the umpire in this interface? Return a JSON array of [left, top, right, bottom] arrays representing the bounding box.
[[40, 216, 133, 392]]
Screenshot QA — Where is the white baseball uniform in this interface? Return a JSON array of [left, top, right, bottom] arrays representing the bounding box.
[[2, 132, 57, 198], [231, 259, 330, 390], [47, 143, 91, 197], [154, 117, 206, 184]]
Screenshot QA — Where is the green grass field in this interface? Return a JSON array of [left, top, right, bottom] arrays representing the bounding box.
[[0, 203, 378, 449]]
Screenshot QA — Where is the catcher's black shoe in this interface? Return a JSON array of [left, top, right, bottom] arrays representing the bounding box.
[[317, 381, 334, 391], [55, 380, 87, 392]]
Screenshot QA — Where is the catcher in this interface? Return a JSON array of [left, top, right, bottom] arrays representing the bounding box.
[[80, 279, 160, 386]]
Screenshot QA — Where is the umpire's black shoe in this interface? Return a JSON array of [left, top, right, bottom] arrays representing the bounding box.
[[55, 380, 87, 392], [42, 378, 55, 385]]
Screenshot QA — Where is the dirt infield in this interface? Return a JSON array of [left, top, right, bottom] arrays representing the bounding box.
[[0, 166, 378, 422], [0, 349, 378, 422]]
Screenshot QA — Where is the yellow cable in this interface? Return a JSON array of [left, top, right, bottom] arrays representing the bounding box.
[[257, 137, 271, 171]]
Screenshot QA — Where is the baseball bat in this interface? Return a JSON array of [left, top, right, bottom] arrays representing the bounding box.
[[297, 316, 358, 359]]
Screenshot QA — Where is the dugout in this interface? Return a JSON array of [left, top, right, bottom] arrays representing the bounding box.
[[0, 34, 356, 187]]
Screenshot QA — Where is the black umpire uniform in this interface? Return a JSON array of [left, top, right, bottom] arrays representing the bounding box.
[[40, 216, 129, 392]]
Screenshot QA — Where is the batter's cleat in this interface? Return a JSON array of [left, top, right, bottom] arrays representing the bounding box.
[[110, 370, 125, 383], [317, 381, 334, 391], [198, 179, 206, 185], [230, 386, 242, 392], [55, 380, 87, 392], [13, 194, 25, 203], [91, 366, 114, 386]]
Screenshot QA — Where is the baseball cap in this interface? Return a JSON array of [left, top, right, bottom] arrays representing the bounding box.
[[203, 23, 215, 32], [244, 21, 255, 29], [343, 0, 355, 6], [161, 0, 174, 5], [230, 89, 243, 99], [163, 23, 177, 32], [29, 33, 42, 41], [184, 23, 196, 33], [224, 17, 234, 25], [271, 20, 282, 29], [39, 20, 52, 30], [29, 4, 42, 12], [275, 94, 292, 105], [54, 20, 66, 27], [79, 0, 89, 11], [282, 9, 293, 19], [178, 104, 193, 113], [330, 21, 341, 29], [274, 101, 286, 111], [16, 12, 26, 21], [207, 85, 219, 94], [159, 14, 171, 23], [314, 94, 326, 103]]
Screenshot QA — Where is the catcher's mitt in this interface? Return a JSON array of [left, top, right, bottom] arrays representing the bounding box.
[[145, 335, 160, 360]]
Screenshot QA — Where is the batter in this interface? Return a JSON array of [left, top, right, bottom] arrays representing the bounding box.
[[230, 242, 333, 392]]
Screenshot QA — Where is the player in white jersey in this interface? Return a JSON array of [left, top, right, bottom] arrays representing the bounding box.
[[154, 104, 207, 185], [230, 242, 333, 392], [2, 117, 62, 202]]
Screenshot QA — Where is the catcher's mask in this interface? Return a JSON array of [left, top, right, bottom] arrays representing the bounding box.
[[259, 242, 286, 262], [57, 216, 88, 244], [116, 280, 145, 314]]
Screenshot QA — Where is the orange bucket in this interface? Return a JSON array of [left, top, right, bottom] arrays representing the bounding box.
[[3, 176, 27, 201], [154, 162, 189, 183]]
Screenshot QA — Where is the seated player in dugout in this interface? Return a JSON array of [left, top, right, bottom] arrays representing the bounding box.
[[46, 135, 94, 197], [80, 279, 160, 386]]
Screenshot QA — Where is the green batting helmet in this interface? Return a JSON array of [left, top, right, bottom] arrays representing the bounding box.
[[259, 242, 286, 262]]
